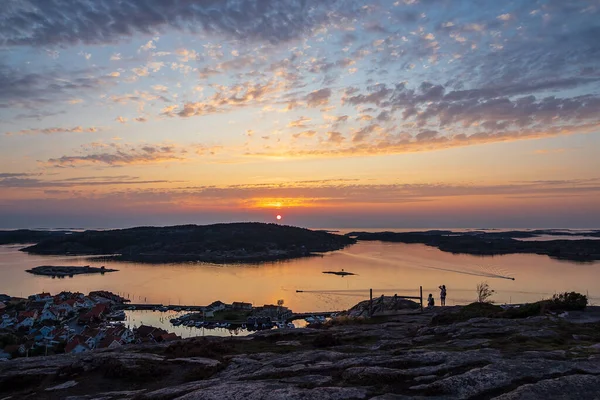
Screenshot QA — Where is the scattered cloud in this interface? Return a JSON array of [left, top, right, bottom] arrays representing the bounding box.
[[5, 126, 98, 136], [46, 144, 187, 167]]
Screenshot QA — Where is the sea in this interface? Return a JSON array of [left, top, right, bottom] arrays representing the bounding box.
[[1, 228, 599, 338]]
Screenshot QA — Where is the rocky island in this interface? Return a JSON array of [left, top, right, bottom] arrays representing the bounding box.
[[20, 223, 356, 263], [1, 294, 599, 399], [347, 230, 600, 262], [26, 265, 118, 277]]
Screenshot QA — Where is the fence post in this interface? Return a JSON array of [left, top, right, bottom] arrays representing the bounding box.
[[420, 286, 423, 312], [369, 288, 373, 317]]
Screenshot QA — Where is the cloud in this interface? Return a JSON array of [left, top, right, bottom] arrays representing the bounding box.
[[138, 40, 156, 52], [45, 144, 186, 167], [292, 130, 317, 139], [0, 0, 347, 47], [167, 79, 285, 118], [115, 116, 127, 124], [0, 174, 175, 188], [326, 131, 345, 144], [5, 126, 98, 135], [288, 116, 312, 128], [0, 65, 114, 109], [305, 88, 332, 107]]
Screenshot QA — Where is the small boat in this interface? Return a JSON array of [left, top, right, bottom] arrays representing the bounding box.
[[158, 306, 168, 312], [286, 323, 295, 329]]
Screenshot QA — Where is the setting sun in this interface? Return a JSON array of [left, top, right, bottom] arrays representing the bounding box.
[[276, 215, 282, 220]]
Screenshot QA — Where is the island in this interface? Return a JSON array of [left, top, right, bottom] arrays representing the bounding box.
[[0, 229, 73, 245], [347, 230, 600, 262], [20, 222, 356, 263], [25, 265, 118, 277], [322, 270, 356, 276]]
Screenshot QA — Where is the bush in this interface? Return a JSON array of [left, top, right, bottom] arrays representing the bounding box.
[[550, 292, 587, 311], [431, 302, 503, 325], [476, 282, 495, 303]]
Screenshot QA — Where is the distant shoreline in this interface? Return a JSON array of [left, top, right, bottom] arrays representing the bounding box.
[[347, 229, 600, 262]]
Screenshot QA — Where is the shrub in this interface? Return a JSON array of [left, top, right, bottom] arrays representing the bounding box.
[[550, 292, 587, 311], [476, 282, 495, 303]]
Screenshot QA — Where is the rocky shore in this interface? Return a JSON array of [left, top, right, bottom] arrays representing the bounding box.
[[26, 266, 118, 277], [1, 303, 599, 399]]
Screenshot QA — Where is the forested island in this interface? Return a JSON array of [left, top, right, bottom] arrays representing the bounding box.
[[20, 223, 356, 263], [347, 230, 600, 262]]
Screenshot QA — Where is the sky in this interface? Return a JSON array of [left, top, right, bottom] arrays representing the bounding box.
[[0, 0, 599, 229]]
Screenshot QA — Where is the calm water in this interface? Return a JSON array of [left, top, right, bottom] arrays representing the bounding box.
[[1, 238, 600, 312]]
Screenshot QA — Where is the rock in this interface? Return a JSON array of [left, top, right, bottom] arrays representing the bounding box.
[[174, 382, 369, 400], [445, 338, 490, 348], [413, 375, 438, 383], [140, 381, 219, 399], [517, 329, 560, 339], [275, 341, 302, 346], [279, 374, 333, 387], [491, 374, 600, 400], [45, 380, 78, 391], [168, 357, 221, 367], [342, 366, 411, 384]]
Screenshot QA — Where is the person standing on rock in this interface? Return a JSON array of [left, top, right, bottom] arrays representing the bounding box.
[[439, 285, 447, 306]]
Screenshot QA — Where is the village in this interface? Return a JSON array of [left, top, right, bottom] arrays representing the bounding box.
[[0, 291, 293, 360]]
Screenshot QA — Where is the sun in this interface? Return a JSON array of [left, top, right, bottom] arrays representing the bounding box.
[[276, 214, 282, 221]]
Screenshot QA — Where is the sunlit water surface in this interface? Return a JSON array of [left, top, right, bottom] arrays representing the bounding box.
[[1, 233, 599, 318]]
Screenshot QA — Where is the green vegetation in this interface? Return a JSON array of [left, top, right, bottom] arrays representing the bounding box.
[[432, 292, 589, 325]]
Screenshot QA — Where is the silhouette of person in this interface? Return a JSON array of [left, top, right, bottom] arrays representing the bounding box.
[[439, 285, 447, 306], [427, 293, 435, 308]]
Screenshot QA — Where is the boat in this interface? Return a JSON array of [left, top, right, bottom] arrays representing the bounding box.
[[158, 306, 168, 312]]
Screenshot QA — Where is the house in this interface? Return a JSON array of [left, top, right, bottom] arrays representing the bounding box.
[[97, 336, 122, 349], [34, 325, 55, 340], [18, 310, 38, 321], [0, 316, 15, 329], [75, 297, 95, 309], [135, 325, 168, 342], [64, 335, 91, 354], [156, 333, 179, 342], [16, 316, 35, 329], [30, 293, 53, 302], [232, 302, 253, 311], [40, 309, 59, 322], [78, 304, 107, 325], [208, 301, 227, 311], [52, 327, 71, 342], [0, 294, 11, 302], [54, 299, 76, 313], [105, 325, 135, 344]]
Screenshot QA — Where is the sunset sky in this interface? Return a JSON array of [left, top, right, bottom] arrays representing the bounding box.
[[1, 0, 599, 229]]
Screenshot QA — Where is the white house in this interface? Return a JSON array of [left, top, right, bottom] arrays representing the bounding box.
[[40, 309, 59, 322], [16, 317, 35, 329]]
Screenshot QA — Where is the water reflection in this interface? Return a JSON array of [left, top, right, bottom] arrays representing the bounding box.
[[1, 240, 599, 312]]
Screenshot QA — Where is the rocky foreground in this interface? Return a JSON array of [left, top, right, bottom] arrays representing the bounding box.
[[1, 305, 600, 399]]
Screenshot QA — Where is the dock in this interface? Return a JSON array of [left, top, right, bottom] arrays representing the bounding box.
[[287, 311, 341, 322]]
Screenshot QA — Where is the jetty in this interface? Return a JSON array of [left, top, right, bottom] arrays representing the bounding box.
[[25, 265, 118, 277]]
